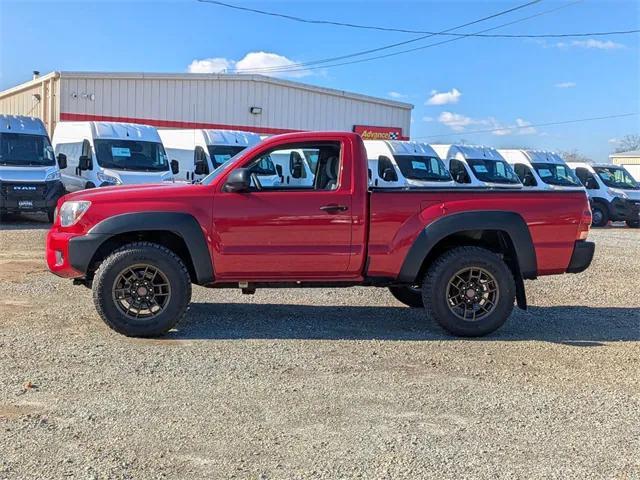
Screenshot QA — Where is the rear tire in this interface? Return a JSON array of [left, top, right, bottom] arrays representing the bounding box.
[[422, 246, 516, 337], [591, 203, 609, 227], [389, 285, 424, 308], [92, 242, 192, 337]]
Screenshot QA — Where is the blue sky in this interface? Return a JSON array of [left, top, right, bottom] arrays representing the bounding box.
[[1, 0, 638, 159]]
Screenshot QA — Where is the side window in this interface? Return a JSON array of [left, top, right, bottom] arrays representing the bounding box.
[[377, 156, 398, 182], [246, 142, 341, 191], [450, 159, 470, 184], [514, 163, 537, 186], [55, 142, 83, 169]]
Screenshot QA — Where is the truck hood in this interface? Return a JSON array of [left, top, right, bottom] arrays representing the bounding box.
[[62, 182, 193, 204], [0, 165, 58, 182]]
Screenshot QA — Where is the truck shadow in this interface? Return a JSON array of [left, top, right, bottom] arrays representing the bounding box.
[[169, 303, 639, 345], [0, 213, 50, 230]]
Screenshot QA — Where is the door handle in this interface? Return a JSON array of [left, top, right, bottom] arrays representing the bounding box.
[[320, 204, 348, 213]]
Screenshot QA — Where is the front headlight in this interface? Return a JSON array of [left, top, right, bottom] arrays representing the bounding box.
[[96, 171, 122, 185], [59, 201, 91, 227], [608, 188, 628, 199], [45, 170, 61, 181]]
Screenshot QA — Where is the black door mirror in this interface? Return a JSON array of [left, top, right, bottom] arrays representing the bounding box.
[[585, 177, 598, 189], [275, 164, 283, 179], [223, 168, 251, 193], [523, 174, 536, 187], [382, 167, 397, 182], [78, 155, 91, 171], [194, 160, 209, 176], [170, 159, 180, 175], [454, 172, 466, 183], [291, 163, 303, 179], [56, 153, 67, 170]]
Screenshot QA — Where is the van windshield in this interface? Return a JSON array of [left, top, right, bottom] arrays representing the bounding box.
[[531, 163, 582, 186], [208, 145, 246, 168], [467, 159, 520, 184], [0, 133, 55, 167], [94, 140, 169, 172], [593, 166, 639, 190], [394, 155, 452, 181]]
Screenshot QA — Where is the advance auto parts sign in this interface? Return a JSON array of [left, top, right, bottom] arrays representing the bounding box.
[[353, 125, 405, 140]]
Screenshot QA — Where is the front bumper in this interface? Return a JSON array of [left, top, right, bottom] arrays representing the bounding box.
[[610, 197, 640, 222], [0, 180, 65, 213], [566, 240, 595, 274]]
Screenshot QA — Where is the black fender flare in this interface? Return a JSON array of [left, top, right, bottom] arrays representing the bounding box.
[[397, 211, 537, 283], [68, 212, 214, 284]]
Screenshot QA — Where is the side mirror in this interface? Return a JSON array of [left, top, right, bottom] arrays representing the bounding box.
[[585, 178, 598, 189], [454, 172, 466, 183], [223, 168, 251, 193], [170, 159, 180, 175], [78, 155, 91, 171], [368, 168, 372, 180], [57, 153, 67, 170], [275, 164, 283, 178], [194, 160, 209, 176], [523, 174, 536, 187], [382, 167, 397, 182], [291, 163, 303, 179]]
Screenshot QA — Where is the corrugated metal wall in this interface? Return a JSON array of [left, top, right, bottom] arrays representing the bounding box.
[[0, 74, 59, 134], [57, 73, 412, 136]]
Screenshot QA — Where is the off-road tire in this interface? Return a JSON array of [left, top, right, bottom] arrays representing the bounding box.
[[389, 285, 424, 308], [92, 242, 192, 337], [422, 246, 516, 337], [591, 203, 609, 227]]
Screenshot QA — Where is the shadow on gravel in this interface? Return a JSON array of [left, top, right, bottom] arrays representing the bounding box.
[[0, 213, 50, 230], [168, 303, 640, 345]]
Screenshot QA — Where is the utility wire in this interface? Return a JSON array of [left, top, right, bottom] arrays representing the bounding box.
[[235, 1, 581, 74], [199, 0, 640, 39], [412, 113, 639, 139], [203, 0, 543, 73]]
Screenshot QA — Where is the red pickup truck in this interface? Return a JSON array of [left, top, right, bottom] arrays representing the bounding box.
[[46, 132, 594, 337]]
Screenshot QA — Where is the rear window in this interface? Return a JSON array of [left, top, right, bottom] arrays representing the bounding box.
[[394, 155, 451, 181]]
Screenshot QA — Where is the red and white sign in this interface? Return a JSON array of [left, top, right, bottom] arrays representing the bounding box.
[[353, 125, 406, 141]]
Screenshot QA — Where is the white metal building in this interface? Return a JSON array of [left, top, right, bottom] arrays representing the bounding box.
[[0, 71, 412, 140], [610, 150, 640, 179]]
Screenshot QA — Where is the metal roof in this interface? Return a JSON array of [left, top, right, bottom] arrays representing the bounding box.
[[610, 150, 640, 158], [0, 114, 48, 135]]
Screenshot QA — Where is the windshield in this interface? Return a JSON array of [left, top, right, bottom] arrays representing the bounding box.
[[531, 162, 582, 187], [207, 145, 246, 168], [394, 155, 451, 181], [0, 133, 55, 167], [94, 140, 169, 172], [594, 166, 639, 190], [467, 159, 520, 184]]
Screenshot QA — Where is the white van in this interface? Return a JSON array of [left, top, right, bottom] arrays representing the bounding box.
[[568, 162, 640, 227], [363, 140, 454, 188], [430, 144, 522, 188], [158, 129, 271, 183], [269, 148, 317, 188], [53, 122, 177, 192], [0, 115, 67, 221], [499, 149, 584, 190]]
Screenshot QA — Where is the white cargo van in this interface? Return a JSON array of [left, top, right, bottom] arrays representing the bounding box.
[[430, 144, 522, 188], [269, 148, 317, 188], [569, 162, 640, 227], [0, 115, 67, 221], [363, 140, 454, 188], [499, 149, 583, 190], [52, 122, 177, 192], [158, 129, 271, 183]]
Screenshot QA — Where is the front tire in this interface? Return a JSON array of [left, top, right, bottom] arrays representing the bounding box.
[[389, 285, 424, 308], [422, 246, 516, 337], [92, 242, 192, 337], [591, 203, 609, 227]]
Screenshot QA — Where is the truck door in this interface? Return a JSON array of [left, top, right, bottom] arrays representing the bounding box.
[[212, 141, 354, 278]]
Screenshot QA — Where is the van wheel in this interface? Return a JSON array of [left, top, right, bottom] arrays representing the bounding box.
[[85, 182, 96, 189], [591, 203, 608, 227], [422, 246, 515, 337], [389, 285, 424, 308], [626, 219, 640, 228], [92, 242, 192, 337]]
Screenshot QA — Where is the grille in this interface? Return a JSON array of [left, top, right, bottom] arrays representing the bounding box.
[[0, 182, 48, 199]]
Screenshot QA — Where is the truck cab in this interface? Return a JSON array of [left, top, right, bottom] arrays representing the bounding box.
[[52, 121, 177, 191], [0, 115, 67, 221], [499, 149, 584, 191], [364, 140, 454, 188], [431, 144, 522, 188], [158, 129, 271, 184], [569, 161, 640, 227]]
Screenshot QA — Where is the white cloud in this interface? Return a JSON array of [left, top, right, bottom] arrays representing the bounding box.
[[515, 118, 537, 135], [554, 81, 576, 88], [438, 112, 537, 136], [437, 112, 476, 132], [426, 88, 462, 106], [388, 91, 408, 99], [187, 57, 232, 74], [555, 39, 624, 50], [187, 51, 312, 78]]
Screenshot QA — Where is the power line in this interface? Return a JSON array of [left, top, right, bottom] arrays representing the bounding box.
[[412, 113, 639, 139], [234, 1, 581, 74], [199, 0, 639, 39], [203, 0, 543, 73]]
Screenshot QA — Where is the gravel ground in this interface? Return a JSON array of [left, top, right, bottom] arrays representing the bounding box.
[[0, 213, 638, 479]]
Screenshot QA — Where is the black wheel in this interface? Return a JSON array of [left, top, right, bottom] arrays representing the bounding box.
[[389, 285, 424, 308], [85, 182, 96, 189], [626, 219, 640, 228], [422, 246, 516, 337], [47, 208, 55, 223], [591, 203, 609, 227], [92, 242, 192, 337]]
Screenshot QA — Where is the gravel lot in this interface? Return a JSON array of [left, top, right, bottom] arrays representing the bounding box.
[[0, 214, 638, 479]]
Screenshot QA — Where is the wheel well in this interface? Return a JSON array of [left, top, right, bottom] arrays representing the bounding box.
[[415, 229, 519, 283], [86, 231, 198, 283]]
